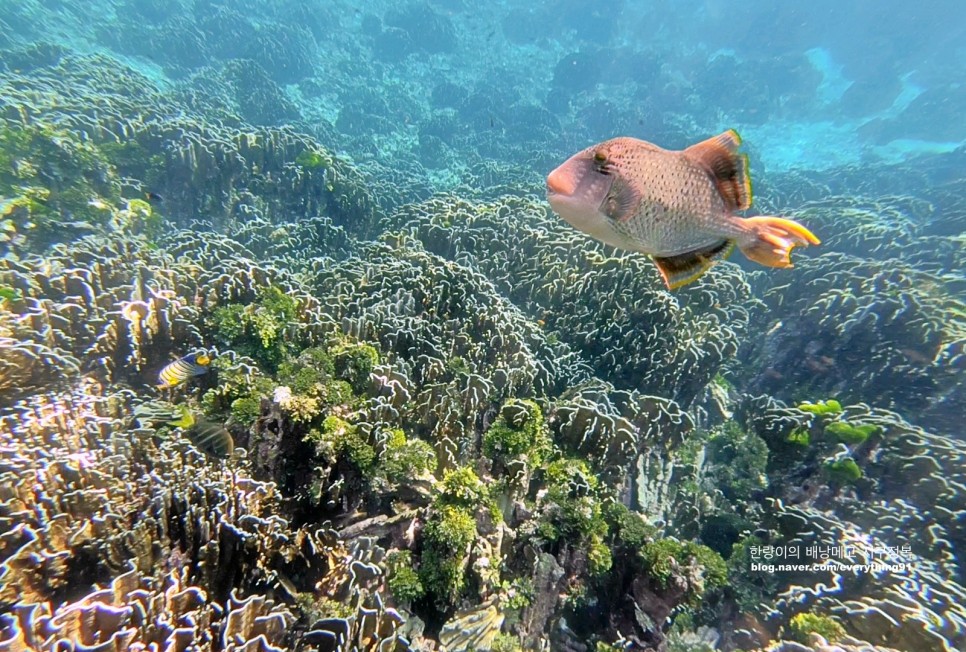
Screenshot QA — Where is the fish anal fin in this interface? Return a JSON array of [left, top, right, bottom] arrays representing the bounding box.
[[683, 129, 752, 211], [652, 240, 735, 290]]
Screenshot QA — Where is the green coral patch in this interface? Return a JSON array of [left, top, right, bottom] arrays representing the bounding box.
[[639, 538, 728, 608], [419, 504, 478, 607], [825, 421, 880, 445], [825, 458, 862, 483], [787, 612, 846, 644], [786, 427, 810, 447], [797, 399, 843, 416]]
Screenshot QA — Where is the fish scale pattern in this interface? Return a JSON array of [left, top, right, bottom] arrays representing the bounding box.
[[600, 137, 730, 252]]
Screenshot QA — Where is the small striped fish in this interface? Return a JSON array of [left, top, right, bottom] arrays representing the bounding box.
[[169, 406, 234, 459], [157, 351, 211, 389], [132, 401, 181, 428]]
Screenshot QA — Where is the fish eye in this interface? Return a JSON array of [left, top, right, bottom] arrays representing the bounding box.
[[197, 354, 211, 365], [592, 149, 613, 175]]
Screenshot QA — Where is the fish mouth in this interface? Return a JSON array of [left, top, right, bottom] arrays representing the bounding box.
[[546, 166, 577, 197]]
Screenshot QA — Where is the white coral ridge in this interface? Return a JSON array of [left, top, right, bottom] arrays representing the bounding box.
[[273, 386, 293, 404]]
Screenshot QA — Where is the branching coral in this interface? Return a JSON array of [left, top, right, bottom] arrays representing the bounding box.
[[0, 381, 335, 647], [0, 123, 120, 254], [386, 193, 758, 408]]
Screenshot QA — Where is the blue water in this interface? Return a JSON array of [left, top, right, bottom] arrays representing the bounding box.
[[0, 2, 964, 651]]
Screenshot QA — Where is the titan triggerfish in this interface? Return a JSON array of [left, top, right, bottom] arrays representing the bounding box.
[[546, 130, 820, 289]]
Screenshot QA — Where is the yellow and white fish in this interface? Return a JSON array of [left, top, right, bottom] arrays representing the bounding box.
[[157, 350, 211, 389], [546, 130, 820, 289]]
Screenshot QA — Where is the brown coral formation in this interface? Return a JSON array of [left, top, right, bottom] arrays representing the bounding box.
[[0, 380, 399, 651]]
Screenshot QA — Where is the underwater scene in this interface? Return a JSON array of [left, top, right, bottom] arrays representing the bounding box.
[[0, 1, 964, 651]]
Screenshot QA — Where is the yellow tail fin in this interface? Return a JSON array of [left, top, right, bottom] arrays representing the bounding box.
[[738, 216, 820, 268], [167, 405, 195, 429]]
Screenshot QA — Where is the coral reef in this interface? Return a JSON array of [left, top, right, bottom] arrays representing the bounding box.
[[387, 193, 757, 408], [729, 395, 966, 652], [0, 2, 964, 651]]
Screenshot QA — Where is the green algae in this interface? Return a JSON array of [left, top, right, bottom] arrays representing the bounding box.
[[310, 415, 377, 477], [382, 429, 436, 483], [706, 421, 769, 502], [825, 458, 862, 483], [587, 534, 613, 576], [639, 538, 728, 607], [0, 286, 22, 302], [797, 399, 843, 416], [439, 466, 489, 508], [603, 501, 657, 550], [445, 354, 470, 375], [417, 466, 503, 606], [253, 286, 299, 345], [386, 551, 425, 604], [294, 594, 355, 622], [491, 634, 525, 652], [275, 346, 361, 419], [229, 396, 261, 425], [210, 285, 299, 370], [483, 398, 548, 467], [786, 427, 810, 447], [277, 347, 335, 390], [295, 148, 334, 170], [118, 198, 164, 242], [534, 458, 613, 575], [332, 341, 379, 392], [537, 458, 605, 539], [200, 356, 275, 422], [787, 612, 846, 644], [824, 420, 880, 445], [498, 578, 533, 611], [420, 504, 477, 607]]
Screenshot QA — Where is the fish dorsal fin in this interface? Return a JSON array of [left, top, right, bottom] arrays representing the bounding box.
[[652, 239, 735, 289], [684, 129, 752, 211]]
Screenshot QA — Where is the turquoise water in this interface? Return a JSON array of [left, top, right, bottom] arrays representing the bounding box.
[[0, 2, 963, 651]]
